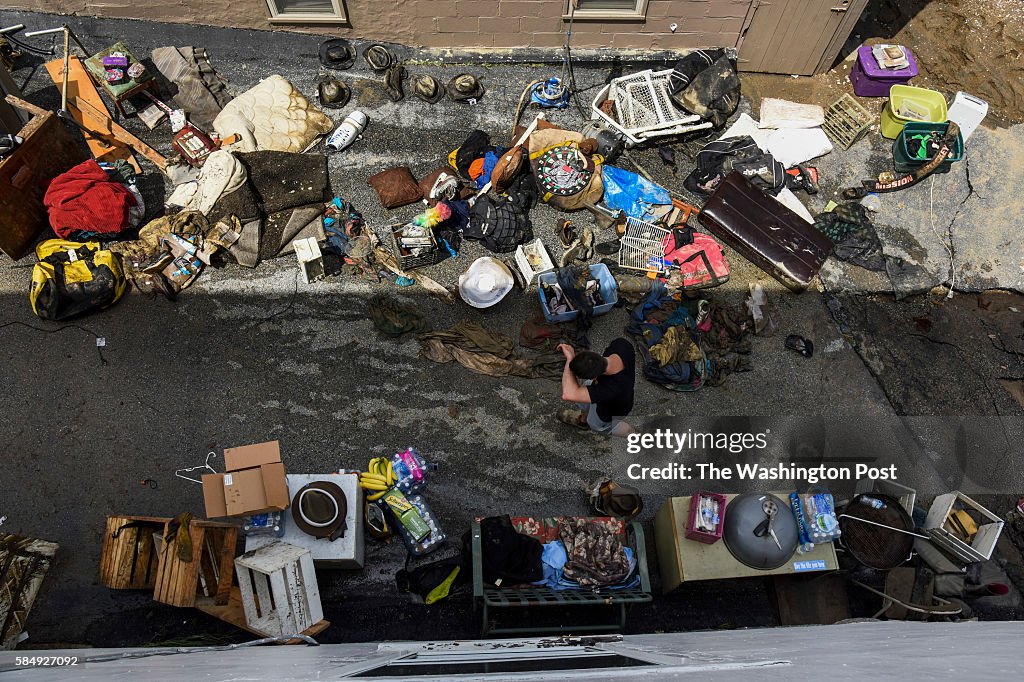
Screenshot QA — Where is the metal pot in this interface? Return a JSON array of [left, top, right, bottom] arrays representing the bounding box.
[[722, 492, 799, 570]]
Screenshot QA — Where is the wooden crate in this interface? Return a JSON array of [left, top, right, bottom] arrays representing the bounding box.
[[100, 515, 167, 590], [0, 110, 88, 260], [196, 587, 329, 643], [1, 534, 59, 650], [153, 519, 238, 608], [234, 541, 324, 638]]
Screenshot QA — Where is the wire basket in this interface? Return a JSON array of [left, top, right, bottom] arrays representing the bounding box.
[[591, 69, 712, 146], [619, 217, 670, 274], [822, 93, 873, 149]]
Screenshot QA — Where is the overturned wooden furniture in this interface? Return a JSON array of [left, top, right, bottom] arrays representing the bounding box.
[[231, 541, 326, 639], [0, 102, 88, 259], [1, 534, 59, 650], [153, 518, 237, 608], [100, 515, 165, 590]]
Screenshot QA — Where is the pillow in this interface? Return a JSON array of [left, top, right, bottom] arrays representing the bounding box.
[[367, 166, 422, 210], [490, 145, 525, 194]]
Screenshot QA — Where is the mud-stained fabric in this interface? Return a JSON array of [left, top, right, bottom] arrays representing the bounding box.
[[418, 321, 562, 379], [558, 518, 630, 588]]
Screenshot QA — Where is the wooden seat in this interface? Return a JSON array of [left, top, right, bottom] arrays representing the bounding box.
[[99, 515, 166, 590], [153, 519, 237, 608]]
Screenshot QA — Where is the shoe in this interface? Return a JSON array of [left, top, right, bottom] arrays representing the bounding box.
[[384, 64, 405, 102], [326, 110, 368, 152], [556, 408, 589, 430], [560, 239, 584, 267], [596, 240, 621, 256], [785, 334, 814, 358], [558, 219, 575, 248], [579, 224, 595, 259]]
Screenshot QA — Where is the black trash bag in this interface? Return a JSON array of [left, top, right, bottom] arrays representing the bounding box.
[[473, 515, 543, 586], [667, 49, 741, 129], [684, 135, 785, 196]]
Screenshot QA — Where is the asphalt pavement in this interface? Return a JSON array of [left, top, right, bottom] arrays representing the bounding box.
[[1, 9, 1022, 647]]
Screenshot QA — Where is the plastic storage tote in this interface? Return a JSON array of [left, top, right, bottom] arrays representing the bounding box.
[[536, 263, 618, 324], [850, 46, 918, 97], [892, 122, 964, 174], [685, 491, 727, 545], [880, 85, 948, 139]]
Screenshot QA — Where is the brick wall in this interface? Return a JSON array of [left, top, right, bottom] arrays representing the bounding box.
[[5, 0, 751, 51]]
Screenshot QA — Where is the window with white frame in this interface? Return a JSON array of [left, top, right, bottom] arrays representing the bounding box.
[[567, 0, 650, 20], [266, 0, 347, 24]]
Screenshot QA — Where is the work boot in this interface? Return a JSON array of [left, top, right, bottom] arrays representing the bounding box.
[[596, 239, 621, 255], [578, 224, 595, 260], [558, 219, 575, 248], [559, 239, 584, 268], [556, 408, 589, 430]]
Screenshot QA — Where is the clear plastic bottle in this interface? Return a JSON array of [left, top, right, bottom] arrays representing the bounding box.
[[392, 447, 438, 494]]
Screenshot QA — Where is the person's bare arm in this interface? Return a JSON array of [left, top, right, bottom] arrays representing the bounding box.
[[558, 343, 590, 403]]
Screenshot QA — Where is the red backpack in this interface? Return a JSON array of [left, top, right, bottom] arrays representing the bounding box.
[[661, 228, 730, 290]]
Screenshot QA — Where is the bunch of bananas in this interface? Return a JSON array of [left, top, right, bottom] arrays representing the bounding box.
[[359, 456, 397, 501]]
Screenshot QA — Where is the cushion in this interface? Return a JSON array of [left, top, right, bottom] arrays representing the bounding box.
[[368, 166, 422, 210], [490, 145, 525, 193], [213, 75, 334, 153]]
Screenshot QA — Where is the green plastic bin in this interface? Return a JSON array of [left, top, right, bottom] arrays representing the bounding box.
[[892, 122, 964, 175]]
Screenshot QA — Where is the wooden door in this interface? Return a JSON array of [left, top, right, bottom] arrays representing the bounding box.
[[737, 0, 869, 75]]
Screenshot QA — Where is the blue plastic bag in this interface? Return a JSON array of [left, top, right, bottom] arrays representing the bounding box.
[[602, 165, 671, 221]]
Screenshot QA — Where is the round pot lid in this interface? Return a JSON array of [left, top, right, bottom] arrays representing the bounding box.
[[291, 481, 347, 541], [722, 492, 798, 570]]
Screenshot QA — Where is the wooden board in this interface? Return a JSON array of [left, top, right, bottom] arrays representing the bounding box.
[[153, 520, 237, 608], [99, 515, 169, 590], [43, 55, 140, 172], [196, 587, 329, 643], [0, 110, 88, 260], [1, 534, 59, 650], [70, 96, 167, 171]]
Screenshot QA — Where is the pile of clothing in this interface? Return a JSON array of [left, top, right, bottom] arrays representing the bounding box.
[[477, 516, 639, 591], [626, 281, 753, 391], [418, 320, 563, 379]]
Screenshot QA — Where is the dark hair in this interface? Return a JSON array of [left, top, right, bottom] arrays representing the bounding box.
[[570, 351, 607, 380]]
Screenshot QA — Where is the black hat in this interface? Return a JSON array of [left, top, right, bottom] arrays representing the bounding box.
[[291, 481, 348, 541], [363, 44, 396, 73], [412, 74, 444, 104], [317, 76, 351, 109], [319, 38, 356, 70], [447, 74, 485, 103]]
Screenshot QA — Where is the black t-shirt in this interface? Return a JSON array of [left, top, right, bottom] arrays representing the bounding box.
[[586, 338, 636, 423]]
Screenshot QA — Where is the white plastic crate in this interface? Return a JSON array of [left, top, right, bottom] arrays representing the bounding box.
[[514, 238, 554, 286], [923, 491, 1003, 563]]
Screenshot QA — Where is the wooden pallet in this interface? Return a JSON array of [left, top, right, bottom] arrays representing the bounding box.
[[196, 587, 329, 643], [1, 534, 59, 650], [153, 519, 237, 608], [99, 515, 167, 590]]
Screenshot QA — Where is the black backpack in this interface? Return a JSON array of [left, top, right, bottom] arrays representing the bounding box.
[[465, 194, 533, 253]]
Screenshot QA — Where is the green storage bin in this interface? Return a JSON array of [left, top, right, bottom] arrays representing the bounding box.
[[880, 85, 948, 139], [892, 122, 964, 175]]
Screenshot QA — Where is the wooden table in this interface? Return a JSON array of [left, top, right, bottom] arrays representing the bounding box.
[[654, 494, 839, 593]]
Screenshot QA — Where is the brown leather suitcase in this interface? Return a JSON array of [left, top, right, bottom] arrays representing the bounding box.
[[698, 172, 832, 292]]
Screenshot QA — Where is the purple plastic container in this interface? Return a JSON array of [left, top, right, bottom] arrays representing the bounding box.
[[850, 46, 918, 97]]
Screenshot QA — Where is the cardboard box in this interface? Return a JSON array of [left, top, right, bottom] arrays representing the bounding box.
[[202, 441, 290, 518]]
